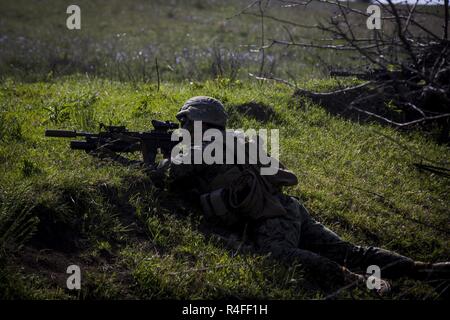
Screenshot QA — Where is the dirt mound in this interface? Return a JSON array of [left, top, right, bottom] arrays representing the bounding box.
[[293, 87, 398, 125], [293, 87, 367, 118], [233, 102, 277, 123]]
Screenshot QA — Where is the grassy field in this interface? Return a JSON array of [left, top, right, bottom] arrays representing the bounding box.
[[0, 0, 449, 300], [0, 76, 449, 299], [1, 0, 444, 82]]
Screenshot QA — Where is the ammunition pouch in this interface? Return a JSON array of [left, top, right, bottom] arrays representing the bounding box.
[[199, 167, 287, 224]]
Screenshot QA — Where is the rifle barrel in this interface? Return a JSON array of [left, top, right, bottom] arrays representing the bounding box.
[[45, 129, 94, 138], [45, 129, 78, 138]]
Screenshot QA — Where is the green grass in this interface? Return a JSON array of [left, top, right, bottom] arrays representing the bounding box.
[[1, 0, 444, 82], [0, 75, 448, 299]]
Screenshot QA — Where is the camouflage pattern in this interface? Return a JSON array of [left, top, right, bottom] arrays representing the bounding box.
[[153, 97, 421, 289], [176, 96, 228, 128], [153, 137, 417, 289], [253, 193, 416, 288]]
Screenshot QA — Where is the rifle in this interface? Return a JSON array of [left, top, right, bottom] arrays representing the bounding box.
[[45, 120, 179, 165]]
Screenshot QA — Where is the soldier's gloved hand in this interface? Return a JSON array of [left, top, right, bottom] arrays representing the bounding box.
[[343, 268, 392, 296], [330, 268, 391, 296], [363, 275, 391, 296], [376, 278, 392, 296], [147, 168, 167, 189]]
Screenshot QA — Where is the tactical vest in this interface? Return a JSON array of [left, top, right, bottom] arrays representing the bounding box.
[[199, 133, 298, 225]]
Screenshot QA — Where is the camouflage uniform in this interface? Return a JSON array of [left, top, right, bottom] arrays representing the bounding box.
[[157, 152, 415, 288], [152, 96, 445, 289]]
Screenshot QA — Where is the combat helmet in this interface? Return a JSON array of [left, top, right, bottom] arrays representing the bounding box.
[[176, 96, 228, 128]]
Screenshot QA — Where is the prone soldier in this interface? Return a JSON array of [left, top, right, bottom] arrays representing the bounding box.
[[149, 96, 450, 293]]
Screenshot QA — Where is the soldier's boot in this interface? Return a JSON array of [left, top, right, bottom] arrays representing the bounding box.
[[325, 245, 418, 280], [271, 246, 391, 294], [411, 261, 450, 280], [324, 267, 392, 296]]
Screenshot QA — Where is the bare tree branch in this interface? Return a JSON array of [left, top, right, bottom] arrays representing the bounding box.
[[350, 106, 450, 128]]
